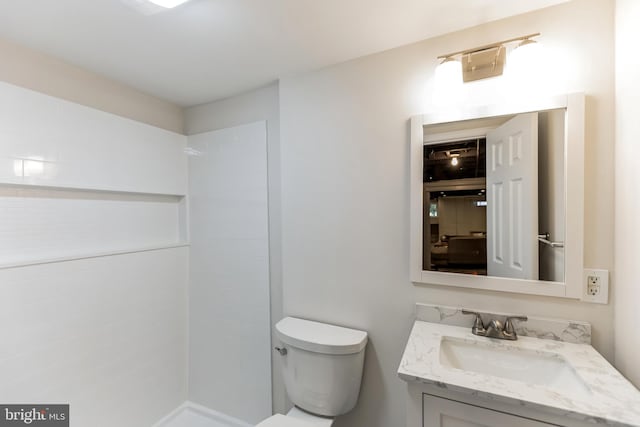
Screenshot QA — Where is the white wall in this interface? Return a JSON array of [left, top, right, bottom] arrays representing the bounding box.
[[0, 83, 189, 426], [0, 31, 234, 427], [0, 81, 187, 194], [614, 0, 640, 388], [184, 83, 286, 414], [0, 187, 183, 267], [187, 122, 272, 424], [0, 248, 188, 427], [279, 1, 615, 426]]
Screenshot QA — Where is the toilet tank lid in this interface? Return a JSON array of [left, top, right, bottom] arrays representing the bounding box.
[[275, 317, 368, 355]]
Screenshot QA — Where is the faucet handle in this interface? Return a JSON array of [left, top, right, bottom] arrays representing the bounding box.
[[462, 309, 486, 334], [504, 315, 528, 336]]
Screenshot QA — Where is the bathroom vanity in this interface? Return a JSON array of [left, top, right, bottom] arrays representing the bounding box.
[[403, 93, 640, 425], [398, 305, 640, 427]]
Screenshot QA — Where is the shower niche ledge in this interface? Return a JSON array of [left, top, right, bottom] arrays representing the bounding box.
[[0, 80, 191, 269], [0, 183, 189, 269]]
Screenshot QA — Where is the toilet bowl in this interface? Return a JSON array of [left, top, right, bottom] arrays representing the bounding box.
[[256, 317, 368, 427], [257, 407, 334, 427]]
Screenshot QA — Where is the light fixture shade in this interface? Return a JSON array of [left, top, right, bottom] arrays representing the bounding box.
[[433, 58, 463, 107], [436, 58, 462, 84], [507, 39, 543, 80], [121, 0, 191, 15], [148, 0, 190, 8]]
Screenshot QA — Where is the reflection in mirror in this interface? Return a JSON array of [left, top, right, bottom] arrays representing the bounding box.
[[422, 109, 565, 282]]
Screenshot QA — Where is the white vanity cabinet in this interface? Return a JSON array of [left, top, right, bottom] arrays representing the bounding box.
[[406, 384, 595, 427], [422, 394, 556, 427]]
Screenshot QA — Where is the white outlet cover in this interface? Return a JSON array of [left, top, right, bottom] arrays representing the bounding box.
[[582, 269, 609, 304]]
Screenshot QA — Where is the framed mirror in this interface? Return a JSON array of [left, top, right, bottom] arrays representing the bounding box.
[[410, 93, 585, 298]]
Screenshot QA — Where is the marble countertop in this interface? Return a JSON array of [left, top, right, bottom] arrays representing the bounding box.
[[398, 321, 640, 427]]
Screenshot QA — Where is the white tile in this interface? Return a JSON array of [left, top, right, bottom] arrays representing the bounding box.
[[0, 187, 184, 266], [0, 248, 189, 427], [188, 122, 272, 425], [0, 81, 187, 194]]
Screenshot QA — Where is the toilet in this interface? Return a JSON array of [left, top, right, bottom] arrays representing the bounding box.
[[257, 317, 368, 427]]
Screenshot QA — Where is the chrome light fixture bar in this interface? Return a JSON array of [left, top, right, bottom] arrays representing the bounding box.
[[437, 33, 541, 82]]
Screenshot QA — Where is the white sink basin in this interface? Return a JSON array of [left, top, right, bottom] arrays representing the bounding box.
[[439, 337, 591, 398]]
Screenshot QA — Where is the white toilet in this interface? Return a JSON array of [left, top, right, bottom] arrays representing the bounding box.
[[257, 317, 368, 427]]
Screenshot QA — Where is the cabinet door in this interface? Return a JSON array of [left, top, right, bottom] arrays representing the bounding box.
[[423, 394, 560, 427]]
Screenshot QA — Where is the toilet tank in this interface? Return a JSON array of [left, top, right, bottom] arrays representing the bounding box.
[[275, 317, 368, 417]]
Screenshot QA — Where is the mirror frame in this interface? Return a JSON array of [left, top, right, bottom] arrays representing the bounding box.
[[410, 93, 585, 298]]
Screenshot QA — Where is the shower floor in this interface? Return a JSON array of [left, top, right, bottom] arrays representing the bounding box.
[[156, 402, 253, 427]]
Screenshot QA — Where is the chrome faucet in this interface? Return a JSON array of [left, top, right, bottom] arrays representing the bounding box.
[[462, 309, 528, 341]]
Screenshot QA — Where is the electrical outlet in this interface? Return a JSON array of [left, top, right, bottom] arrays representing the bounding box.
[[581, 269, 609, 304], [587, 275, 600, 296]]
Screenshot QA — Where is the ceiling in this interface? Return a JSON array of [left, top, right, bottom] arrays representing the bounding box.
[[0, 0, 568, 107]]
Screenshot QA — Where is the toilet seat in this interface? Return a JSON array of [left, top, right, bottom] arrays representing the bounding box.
[[256, 414, 316, 427]]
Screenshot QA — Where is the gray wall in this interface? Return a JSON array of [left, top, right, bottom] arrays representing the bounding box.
[[279, 1, 615, 426], [183, 83, 286, 414]]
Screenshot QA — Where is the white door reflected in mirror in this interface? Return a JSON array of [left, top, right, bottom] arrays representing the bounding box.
[[486, 113, 539, 280]]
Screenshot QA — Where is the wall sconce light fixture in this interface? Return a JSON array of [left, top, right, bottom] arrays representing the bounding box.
[[437, 33, 541, 83]]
